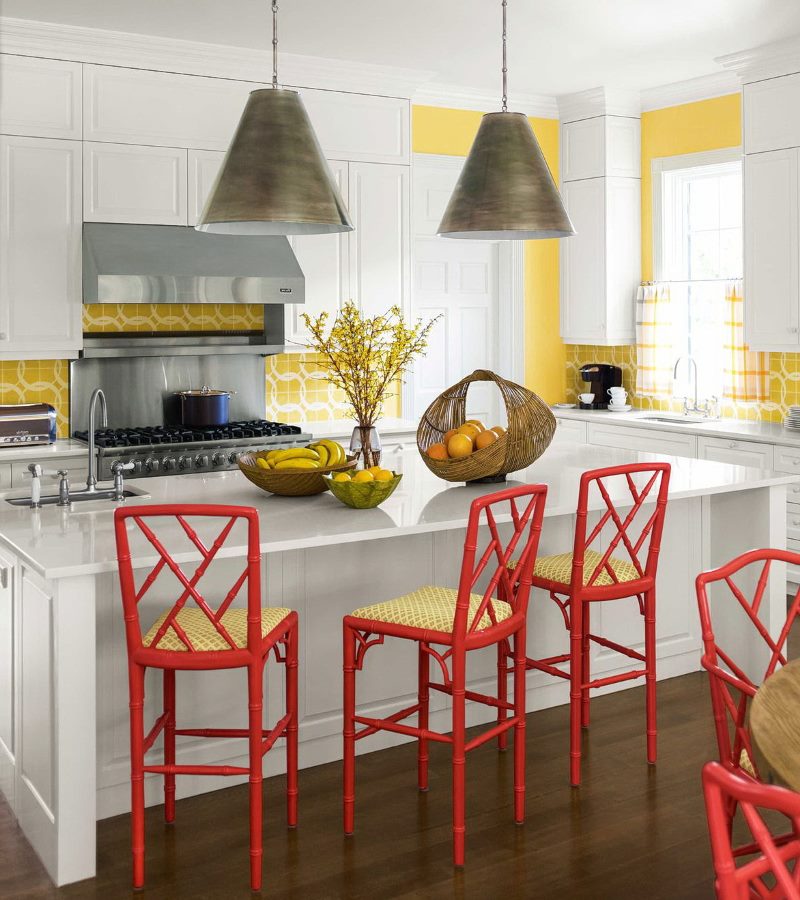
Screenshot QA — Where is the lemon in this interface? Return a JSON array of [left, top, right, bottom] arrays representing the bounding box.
[[367, 465, 383, 475], [352, 470, 375, 483], [332, 472, 351, 482], [373, 469, 394, 482]]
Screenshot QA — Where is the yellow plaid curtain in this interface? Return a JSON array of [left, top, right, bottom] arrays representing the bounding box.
[[721, 280, 768, 403], [635, 283, 673, 397]]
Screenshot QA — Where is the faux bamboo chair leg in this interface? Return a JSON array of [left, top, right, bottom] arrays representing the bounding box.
[[163, 668, 176, 823], [644, 589, 657, 765], [497, 639, 509, 751], [451, 651, 467, 867], [513, 626, 527, 824], [418, 642, 430, 791], [286, 621, 299, 827], [343, 623, 357, 836], [247, 662, 264, 892], [581, 602, 591, 729], [569, 597, 584, 787], [129, 663, 146, 890]]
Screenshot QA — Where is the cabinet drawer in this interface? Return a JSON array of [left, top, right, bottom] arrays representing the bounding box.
[[10, 460, 87, 489], [696, 436, 774, 470], [0, 465, 10, 490], [788, 507, 800, 542], [587, 423, 697, 458], [553, 418, 588, 445], [773, 444, 800, 474]]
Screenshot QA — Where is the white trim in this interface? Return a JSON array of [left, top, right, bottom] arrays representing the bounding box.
[[557, 87, 641, 123], [717, 35, 800, 84], [640, 72, 740, 112], [413, 82, 558, 119]]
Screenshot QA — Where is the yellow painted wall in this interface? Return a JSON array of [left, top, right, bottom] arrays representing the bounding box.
[[412, 105, 565, 403]]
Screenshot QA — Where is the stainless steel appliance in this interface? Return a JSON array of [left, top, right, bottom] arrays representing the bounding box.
[[0, 403, 57, 445], [70, 354, 311, 479], [579, 363, 622, 410]]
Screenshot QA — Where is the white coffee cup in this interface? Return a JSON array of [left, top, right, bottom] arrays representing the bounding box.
[[608, 386, 627, 397], [579, 393, 595, 404]]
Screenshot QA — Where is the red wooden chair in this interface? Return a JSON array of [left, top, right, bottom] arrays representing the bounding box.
[[511, 462, 671, 786], [342, 483, 548, 866], [696, 548, 800, 857], [114, 504, 298, 892], [703, 761, 800, 899]]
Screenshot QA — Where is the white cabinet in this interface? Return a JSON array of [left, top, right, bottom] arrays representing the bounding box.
[[285, 160, 351, 349], [586, 423, 697, 458], [187, 149, 224, 227], [696, 436, 774, 470], [561, 116, 640, 181], [0, 466, 10, 490], [560, 176, 640, 344], [0, 545, 13, 808], [83, 142, 188, 225], [348, 162, 410, 317], [744, 148, 800, 349], [744, 74, 800, 155], [0, 136, 82, 360], [0, 56, 82, 140], [552, 418, 588, 445]]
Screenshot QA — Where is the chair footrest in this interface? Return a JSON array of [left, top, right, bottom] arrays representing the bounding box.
[[354, 714, 452, 745], [429, 682, 514, 711], [525, 656, 570, 679], [585, 669, 647, 689], [587, 633, 646, 663], [143, 764, 249, 776], [176, 728, 273, 738]]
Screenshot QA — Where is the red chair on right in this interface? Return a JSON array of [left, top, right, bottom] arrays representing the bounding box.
[[703, 761, 800, 899]]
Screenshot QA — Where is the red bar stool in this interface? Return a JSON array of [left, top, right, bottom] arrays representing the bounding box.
[[695, 548, 800, 858], [509, 463, 670, 786], [114, 504, 298, 892], [703, 761, 800, 900], [342, 484, 548, 866]]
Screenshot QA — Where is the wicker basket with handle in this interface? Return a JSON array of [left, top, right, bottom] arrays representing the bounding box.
[[416, 369, 556, 483]]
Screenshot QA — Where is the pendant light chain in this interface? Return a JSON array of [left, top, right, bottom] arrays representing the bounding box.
[[501, 0, 508, 112], [271, 0, 279, 88]]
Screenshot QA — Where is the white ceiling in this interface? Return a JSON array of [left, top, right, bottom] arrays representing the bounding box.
[[2, 0, 800, 98]]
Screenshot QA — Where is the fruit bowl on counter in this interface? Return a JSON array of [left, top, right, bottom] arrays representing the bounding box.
[[324, 466, 402, 509], [238, 439, 356, 497]]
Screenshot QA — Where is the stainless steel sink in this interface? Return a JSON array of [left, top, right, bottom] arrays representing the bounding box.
[[6, 487, 147, 507], [640, 415, 710, 425]]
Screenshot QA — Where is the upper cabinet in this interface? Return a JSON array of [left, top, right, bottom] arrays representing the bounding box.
[[187, 149, 225, 226], [559, 106, 641, 345], [744, 74, 800, 155], [0, 56, 82, 140], [0, 135, 82, 359]]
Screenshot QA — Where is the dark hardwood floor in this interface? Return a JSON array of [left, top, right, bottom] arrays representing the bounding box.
[[1, 671, 722, 899]]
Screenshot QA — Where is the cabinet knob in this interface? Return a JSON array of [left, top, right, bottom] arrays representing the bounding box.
[[789, 327, 800, 334], [0, 333, 7, 341], [0, 567, 7, 589], [728, 441, 737, 449]]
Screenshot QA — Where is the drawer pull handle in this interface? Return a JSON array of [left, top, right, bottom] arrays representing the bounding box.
[[0, 568, 7, 590], [790, 327, 800, 334], [728, 442, 737, 449]]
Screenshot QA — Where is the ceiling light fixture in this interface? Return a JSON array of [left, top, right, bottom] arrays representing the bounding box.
[[437, 0, 575, 240], [196, 1, 353, 236]]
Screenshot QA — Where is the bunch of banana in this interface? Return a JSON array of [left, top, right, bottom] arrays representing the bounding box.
[[253, 439, 347, 472]]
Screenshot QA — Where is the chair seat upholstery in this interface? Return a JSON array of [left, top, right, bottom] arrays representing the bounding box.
[[350, 585, 513, 633], [143, 606, 292, 652], [531, 549, 640, 587]]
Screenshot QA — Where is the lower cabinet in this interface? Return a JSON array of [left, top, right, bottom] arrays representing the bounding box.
[[696, 436, 775, 470], [552, 418, 587, 445], [586, 423, 697, 458]]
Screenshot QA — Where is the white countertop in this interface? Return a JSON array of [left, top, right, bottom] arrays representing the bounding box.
[[553, 407, 800, 447], [0, 444, 794, 581], [0, 439, 90, 463]]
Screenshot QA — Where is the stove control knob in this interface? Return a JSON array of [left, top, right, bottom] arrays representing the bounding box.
[[145, 457, 160, 473], [228, 451, 241, 465], [132, 460, 144, 475], [194, 454, 209, 469], [178, 455, 193, 471], [211, 452, 227, 467], [162, 456, 176, 472]]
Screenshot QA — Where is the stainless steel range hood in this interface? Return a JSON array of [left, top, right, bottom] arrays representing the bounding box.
[[83, 223, 305, 304]]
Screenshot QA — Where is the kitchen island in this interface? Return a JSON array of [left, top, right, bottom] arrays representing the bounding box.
[[0, 443, 793, 885]]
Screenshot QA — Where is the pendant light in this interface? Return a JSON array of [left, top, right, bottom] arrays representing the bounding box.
[[196, 1, 353, 235], [437, 1, 574, 240]]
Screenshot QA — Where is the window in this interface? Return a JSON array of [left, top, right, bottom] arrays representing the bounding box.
[[653, 148, 743, 400]]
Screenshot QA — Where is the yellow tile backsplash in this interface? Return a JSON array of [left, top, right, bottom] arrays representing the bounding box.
[[565, 344, 793, 423], [82, 303, 263, 333], [0, 360, 69, 437]]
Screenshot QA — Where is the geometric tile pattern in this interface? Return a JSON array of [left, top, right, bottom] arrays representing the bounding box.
[[0, 359, 70, 437], [82, 303, 263, 333]]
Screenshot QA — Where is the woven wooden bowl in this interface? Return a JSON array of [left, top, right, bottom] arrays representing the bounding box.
[[238, 451, 358, 497], [416, 369, 556, 483]]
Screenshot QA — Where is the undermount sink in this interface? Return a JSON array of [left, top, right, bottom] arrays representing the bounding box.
[[6, 487, 148, 507], [639, 415, 710, 426]]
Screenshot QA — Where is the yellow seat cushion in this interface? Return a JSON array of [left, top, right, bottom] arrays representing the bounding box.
[[350, 585, 512, 633], [739, 747, 757, 778], [532, 550, 640, 587], [143, 606, 292, 652]]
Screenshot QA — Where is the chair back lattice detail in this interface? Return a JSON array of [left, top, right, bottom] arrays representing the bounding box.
[[453, 484, 548, 641], [703, 761, 800, 899], [696, 548, 800, 777], [572, 463, 671, 590], [114, 504, 261, 655]]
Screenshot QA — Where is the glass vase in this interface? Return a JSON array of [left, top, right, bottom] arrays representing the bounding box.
[[349, 424, 382, 469]]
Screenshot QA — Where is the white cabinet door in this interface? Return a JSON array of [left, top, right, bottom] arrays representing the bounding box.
[[348, 162, 410, 317], [744, 148, 800, 349], [552, 418, 588, 445], [560, 177, 606, 343], [285, 160, 350, 349], [0, 136, 82, 360], [587, 423, 697, 458], [0, 56, 81, 140], [0, 546, 13, 808], [187, 149, 225, 227], [84, 142, 188, 225], [744, 75, 800, 155], [561, 117, 606, 181], [696, 436, 774, 470], [605, 176, 640, 343]]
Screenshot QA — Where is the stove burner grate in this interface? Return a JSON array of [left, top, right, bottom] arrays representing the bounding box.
[[74, 419, 302, 448]]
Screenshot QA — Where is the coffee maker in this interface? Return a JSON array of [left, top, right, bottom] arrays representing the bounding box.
[[579, 363, 622, 410]]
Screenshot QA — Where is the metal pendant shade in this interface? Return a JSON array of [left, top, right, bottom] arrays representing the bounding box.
[[196, 89, 353, 235], [437, 112, 574, 240]]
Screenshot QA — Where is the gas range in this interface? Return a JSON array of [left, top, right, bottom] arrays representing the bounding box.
[[73, 419, 312, 479]]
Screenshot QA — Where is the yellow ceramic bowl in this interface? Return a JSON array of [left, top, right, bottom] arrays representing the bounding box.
[[323, 472, 402, 509]]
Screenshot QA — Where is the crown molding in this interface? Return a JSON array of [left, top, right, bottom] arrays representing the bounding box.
[[640, 71, 740, 112], [557, 87, 641, 122], [413, 81, 558, 119], [717, 35, 800, 84], [0, 16, 435, 98]]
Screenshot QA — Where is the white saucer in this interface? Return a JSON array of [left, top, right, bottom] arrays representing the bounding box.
[[607, 404, 632, 413], [553, 403, 576, 409]]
